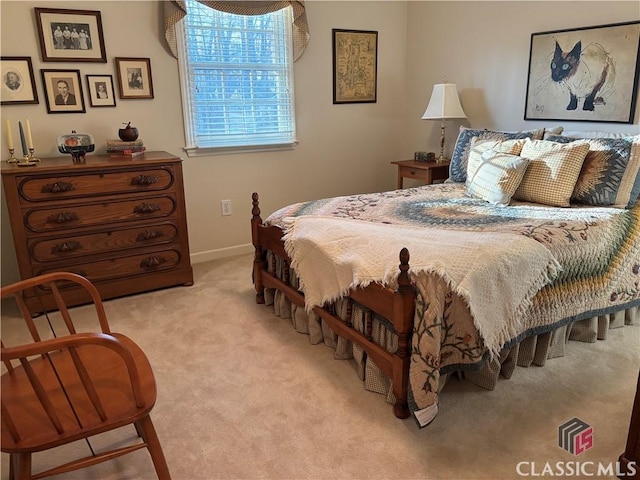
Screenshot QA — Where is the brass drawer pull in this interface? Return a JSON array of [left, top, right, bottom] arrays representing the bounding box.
[[136, 230, 164, 242], [131, 175, 159, 186], [133, 203, 161, 214], [47, 211, 79, 224], [409, 170, 416, 175], [140, 256, 167, 268], [51, 241, 82, 253], [41, 181, 75, 193]]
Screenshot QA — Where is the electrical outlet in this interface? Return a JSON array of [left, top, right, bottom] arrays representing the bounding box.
[[221, 199, 232, 216]]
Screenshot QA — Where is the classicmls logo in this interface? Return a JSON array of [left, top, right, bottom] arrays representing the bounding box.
[[558, 417, 593, 456], [516, 418, 636, 476]]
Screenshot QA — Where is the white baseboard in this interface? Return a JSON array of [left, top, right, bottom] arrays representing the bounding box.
[[190, 243, 254, 264]]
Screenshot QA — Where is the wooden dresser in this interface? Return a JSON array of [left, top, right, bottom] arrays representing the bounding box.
[[1, 151, 193, 314]]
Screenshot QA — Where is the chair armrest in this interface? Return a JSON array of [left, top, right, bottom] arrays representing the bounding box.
[[1, 332, 146, 408]]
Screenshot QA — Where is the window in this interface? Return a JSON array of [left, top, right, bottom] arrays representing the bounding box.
[[177, 1, 296, 154]]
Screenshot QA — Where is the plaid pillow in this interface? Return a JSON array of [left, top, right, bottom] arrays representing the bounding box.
[[514, 139, 590, 207]]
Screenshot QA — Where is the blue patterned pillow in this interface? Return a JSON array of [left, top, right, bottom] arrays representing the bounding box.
[[449, 127, 543, 182], [546, 135, 639, 208]]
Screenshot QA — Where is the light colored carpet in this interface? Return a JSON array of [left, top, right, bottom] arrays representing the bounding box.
[[1, 253, 638, 480]]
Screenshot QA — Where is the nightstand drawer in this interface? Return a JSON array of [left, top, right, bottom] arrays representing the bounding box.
[[398, 165, 425, 180]]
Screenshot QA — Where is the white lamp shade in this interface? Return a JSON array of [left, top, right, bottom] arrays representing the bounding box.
[[421, 83, 467, 120]]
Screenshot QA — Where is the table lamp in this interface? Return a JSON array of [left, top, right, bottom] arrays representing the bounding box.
[[421, 83, 467, 163]]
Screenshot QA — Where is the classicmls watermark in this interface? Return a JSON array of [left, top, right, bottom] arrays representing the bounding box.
[[515, 417, 638, 477], [558, 417, 593, 456]]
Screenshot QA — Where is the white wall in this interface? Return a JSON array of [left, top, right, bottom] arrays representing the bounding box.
[[1, 1, 639, 285]]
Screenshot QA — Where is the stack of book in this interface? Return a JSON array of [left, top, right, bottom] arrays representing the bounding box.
[[106, 139, 146, 158]]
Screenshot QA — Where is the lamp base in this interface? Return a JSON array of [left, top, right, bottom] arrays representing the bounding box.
[[438, 121, 447, 163]]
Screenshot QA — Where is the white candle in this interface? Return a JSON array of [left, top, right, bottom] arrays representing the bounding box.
[[5, 119, 13, 150], [25, 119, 33, 149]]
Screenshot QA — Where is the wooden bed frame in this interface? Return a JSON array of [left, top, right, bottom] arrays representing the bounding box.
[[251, 192, 415, 419]]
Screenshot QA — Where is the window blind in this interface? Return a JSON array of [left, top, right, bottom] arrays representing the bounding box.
[[183, 0, 296, 149]]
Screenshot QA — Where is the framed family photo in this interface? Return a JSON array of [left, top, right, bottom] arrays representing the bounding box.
[[115, 57, 154, 99], [35, 7, 107, 63], [86, 74, 116, 107], [41, 69, 86, 114], [332, 29, 378, 104], [524, 20, 640, 123], [1, 57, 39, 105]]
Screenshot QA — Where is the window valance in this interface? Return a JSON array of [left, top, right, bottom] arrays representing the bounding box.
[[163, 0, 310, 61]]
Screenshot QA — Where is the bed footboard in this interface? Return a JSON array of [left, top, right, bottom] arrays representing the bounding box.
[[251, 193, 415, 419]]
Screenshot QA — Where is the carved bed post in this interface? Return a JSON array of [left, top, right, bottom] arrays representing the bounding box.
[[393, 247, 413, 419], [251, 192, 266, 304]]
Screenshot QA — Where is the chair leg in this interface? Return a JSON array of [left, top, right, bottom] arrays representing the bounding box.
[[135, 415, 171, 480], [11, 452, 31, 480]]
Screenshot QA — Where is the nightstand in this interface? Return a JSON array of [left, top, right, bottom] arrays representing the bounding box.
[[391, 159, 450, 189]]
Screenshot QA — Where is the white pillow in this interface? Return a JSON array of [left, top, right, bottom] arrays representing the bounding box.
[[467, 152, 530, 206], [542, 126, 564, 138], [466, 137, 527, 183]]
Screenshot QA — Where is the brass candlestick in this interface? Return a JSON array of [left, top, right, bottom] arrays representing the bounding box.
[[27, 147, 40, 163], [6, 148, 18, 164]]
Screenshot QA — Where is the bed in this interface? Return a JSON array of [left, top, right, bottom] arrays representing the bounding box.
[[251, 129, 640, 427]]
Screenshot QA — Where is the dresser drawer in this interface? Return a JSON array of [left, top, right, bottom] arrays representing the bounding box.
[[24, 195, 177, 233], [18, 167, 174, 203], [29, 223, 179, 262], [34, 249, 183, 284]]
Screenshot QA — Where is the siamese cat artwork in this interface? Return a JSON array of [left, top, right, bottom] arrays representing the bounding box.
[[550, 40, 615, 112], [525, 21, 639, 123]]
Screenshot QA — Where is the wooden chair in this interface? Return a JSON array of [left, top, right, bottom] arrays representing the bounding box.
[[1, 272, 171, 480]]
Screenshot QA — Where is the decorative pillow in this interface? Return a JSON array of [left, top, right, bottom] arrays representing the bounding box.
[[542, 126, 564, 138], [449, 127, 543, 183], [513, 139, 590, 207], [466, 137, 527, 184], [546, 134, 640, 208], [466, 139, 530, 205]]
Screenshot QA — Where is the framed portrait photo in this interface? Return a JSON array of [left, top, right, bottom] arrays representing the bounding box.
[[332, 29, 378, 104], [41, 69, 86, 114], [524, 20, 640, 124], [1, 57, 39, 105], [115, 57, 154, 99], [86, 74, 116, 107], [35, 7, 107, 63]]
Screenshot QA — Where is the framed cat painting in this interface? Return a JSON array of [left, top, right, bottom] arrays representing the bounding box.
[[524, 21, 640, 124]]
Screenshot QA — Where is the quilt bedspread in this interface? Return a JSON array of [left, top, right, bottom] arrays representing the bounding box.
[[265, 183, 640, 425]]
